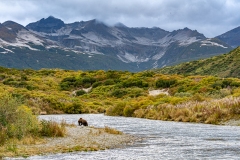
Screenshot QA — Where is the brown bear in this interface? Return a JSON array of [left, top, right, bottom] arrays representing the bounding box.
[[78, 118, 88, 126]]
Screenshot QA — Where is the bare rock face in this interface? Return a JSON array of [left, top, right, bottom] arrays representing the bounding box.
[[0, 23, 17, 42]]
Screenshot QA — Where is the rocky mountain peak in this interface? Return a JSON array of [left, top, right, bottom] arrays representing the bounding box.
[[26, 16, 65, 33], [3, 21, 27, 33], [168, 27, 206, 42], [0, 22, 17, 42]]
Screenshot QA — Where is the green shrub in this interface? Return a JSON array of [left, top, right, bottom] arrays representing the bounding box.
[[0, 94, 39, 143], [64, 103, 83, 114], [0, 94, 22, 127], [123, 105, 138, 117], [92, 81, 102, 88], [106, 102, 126, 116], [59, 77, 77, 90], [174, 92, 192, 97], [111, 89, 127, 98], [104, 79, 115, 85], [156, 78, 177, 88], [122, 79, 148, 88], [127, 88, 145, 98], [82, 77, 96, 86], [0, 74, 6, 81], [76, 90, 86, 96], [7, 105, 39, 139], [106, 70, 121, 79]]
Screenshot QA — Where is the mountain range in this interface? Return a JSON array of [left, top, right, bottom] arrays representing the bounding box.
[[0, 16, 239, 72]]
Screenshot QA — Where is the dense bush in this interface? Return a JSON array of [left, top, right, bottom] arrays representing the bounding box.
[[0, 94, 67, 146], [156, 78, 177, 88], [92, 81, 102, 88], [0, 74, 6, 80], [59, 77, 77, 90], [122, 79, 148, 88], [111, 89, 128, 98], [76, 90, 86, 96], [81, 77, 96, 86], [0, 94, 39, 145], [106, 102, 126, 116], [63, 103, 83, 114], [60, 76, 96, 90], [103, 79, 115, 85], [106, 70, 121, 79]]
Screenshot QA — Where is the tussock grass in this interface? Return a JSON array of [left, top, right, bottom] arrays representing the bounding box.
[[89, 126, 123, 135], [131, 96, 240, 124], [40, 119, 66, 137], [104, 126, 123, 135]]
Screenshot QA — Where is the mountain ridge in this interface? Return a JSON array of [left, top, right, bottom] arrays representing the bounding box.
[[0, 16, 236, 71], [216, 26, 240, 48]]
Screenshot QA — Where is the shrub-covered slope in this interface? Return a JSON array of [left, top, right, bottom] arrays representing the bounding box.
[[156, 47, 240, 78], [0, 67, 240, 125]]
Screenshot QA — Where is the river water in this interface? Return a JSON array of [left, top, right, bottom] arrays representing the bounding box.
[[7, 114, 240, 160]]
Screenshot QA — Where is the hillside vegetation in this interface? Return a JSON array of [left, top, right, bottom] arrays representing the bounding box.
[[0, 66, 239, 127], [156, 47, 240, 78]]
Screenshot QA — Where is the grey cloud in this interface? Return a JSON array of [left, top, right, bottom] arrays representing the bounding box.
[[0, 0, 240, 37]]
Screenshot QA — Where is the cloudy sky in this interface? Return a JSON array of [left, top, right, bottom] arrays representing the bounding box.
[[0, 0, 240, 37]]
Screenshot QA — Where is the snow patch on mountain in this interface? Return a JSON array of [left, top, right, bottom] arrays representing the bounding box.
[[178, 37, 199, 46], [158, 33, 201, 47], [0, 46, 14, 54], [17, 30, 44, 45], [152, 51, 165, 60], [117, 52, 150, 63], [152, 61, 159, 69], [0, 38, 39, 51], [201, 39, 228, 48]]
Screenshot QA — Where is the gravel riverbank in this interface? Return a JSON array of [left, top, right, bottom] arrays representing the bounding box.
[[39, 126, 138, 151], [3, 126, 139, 158], [220, 119, 240, 126]]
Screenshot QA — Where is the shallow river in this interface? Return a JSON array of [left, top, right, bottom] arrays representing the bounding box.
[[7, 114, 240, 160]]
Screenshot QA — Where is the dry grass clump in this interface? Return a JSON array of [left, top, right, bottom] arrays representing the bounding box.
[[133, 96, 240, 124], [40, 119, 66, 137], [89, 126, 123, 135], [104, 126, 123, 135]]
